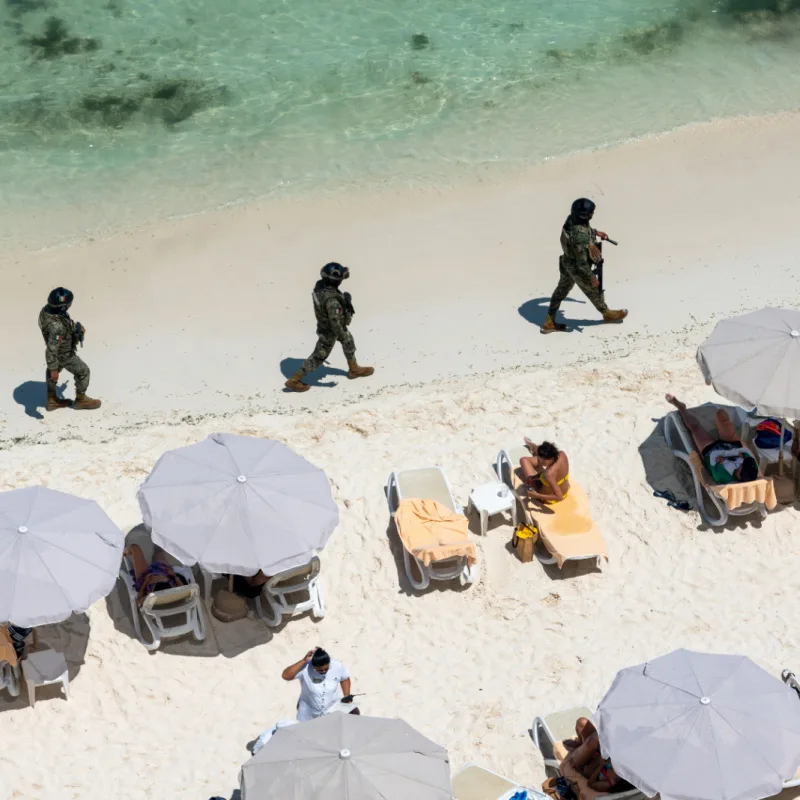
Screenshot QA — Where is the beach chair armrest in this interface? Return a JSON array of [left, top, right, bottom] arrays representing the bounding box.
[[386, 472, 400, 514]]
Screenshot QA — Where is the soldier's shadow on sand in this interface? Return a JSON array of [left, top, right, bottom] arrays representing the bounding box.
[[280, 358, 348, 389], [12, 380, 69, 420], [518, 297, 605, 332]]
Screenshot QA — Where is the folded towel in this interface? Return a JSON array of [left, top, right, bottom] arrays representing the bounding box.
[[394, 498, 476, 567], [688, 451, 777, 511]]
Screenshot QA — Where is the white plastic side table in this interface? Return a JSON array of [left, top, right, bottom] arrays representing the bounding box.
[[21, 649, 69, 708], [467, 482, 517, 536]]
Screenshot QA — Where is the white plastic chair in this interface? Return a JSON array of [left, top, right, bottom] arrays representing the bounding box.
[[663, 405, 769, 527], [385, 467, 478, 590], [21, 649, 69, 707], [255, 557, 326, 627], [120, 553, 207, 651], [740, 415, 794, 475], [0, 660, 20, 698]]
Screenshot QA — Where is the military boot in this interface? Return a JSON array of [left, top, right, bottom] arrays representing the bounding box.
[[347, 360, 374, 379], [540, 314, 568, 334], [284, 372, 310, 392], [73, 393, 102, 410], [602, 309, 628, 323], [46, 390, 71, 412]]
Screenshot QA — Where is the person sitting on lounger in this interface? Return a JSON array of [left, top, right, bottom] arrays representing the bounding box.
[[225, 570, 269, 600], [124, 544, 188, 606], [563, 718, 622, 793], [520, 439, 570, 502], [666, 394, 759, 485]]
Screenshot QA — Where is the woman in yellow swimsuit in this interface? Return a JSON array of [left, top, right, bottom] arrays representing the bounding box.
[[520, 439, 570, 503]]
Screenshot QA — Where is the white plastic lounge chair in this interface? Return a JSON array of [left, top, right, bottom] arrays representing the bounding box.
[[663, 405, 771, 527], [120, 544, 206, 651], [385, 467, 478, 591], [495, 446, 607, 569], [0, 660, 20, 698], [782, 671, 800, 788], [255, 557, 326, 627], [452, 764, 543, 800], [533, 706, 643, 800]]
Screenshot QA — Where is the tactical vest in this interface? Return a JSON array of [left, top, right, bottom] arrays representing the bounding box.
[[312, 280, 344, 334]]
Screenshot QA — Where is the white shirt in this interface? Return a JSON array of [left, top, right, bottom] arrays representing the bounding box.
[[295, 660, 349, 722]]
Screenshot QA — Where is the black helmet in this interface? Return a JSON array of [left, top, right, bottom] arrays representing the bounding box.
[[47, 287, 74, 309], [570, 198, 596, 223], [320, 262, 350, 281]]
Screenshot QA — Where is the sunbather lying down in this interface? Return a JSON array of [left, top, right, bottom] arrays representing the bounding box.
[[563, 718, 627, 793], [520, 439, 570, 503], [666, 394, 758, 485], [125, 544, 188, 606]]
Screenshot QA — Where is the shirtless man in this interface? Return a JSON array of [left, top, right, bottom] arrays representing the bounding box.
[[666, 394, 758, 484]]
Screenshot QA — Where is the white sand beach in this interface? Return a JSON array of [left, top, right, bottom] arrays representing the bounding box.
[[2, 111, 800, 800]]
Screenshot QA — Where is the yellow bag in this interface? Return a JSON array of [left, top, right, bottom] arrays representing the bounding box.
[[512, 523, 538, 563]]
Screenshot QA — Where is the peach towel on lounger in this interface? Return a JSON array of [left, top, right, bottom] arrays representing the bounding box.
[[0, 626, 17, 668], [511, 468, 608, 568], [688, 451, 777, 511], [394, 499, 476, 567]]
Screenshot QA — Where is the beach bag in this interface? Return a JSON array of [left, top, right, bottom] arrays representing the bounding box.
[[512, 523, 538, 563], [754, 419, 791, 449], [211, 588, 249, 622]]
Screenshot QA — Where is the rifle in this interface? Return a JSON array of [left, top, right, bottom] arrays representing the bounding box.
[[343, 292, 355, 317], [592, 237, 618, 299], [74, 322, 85, 347]]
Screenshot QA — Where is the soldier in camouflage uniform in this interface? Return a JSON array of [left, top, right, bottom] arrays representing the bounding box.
[[38, 287, 101, 411], [285, 263, 374, 393], [541, 198, 628, 334]]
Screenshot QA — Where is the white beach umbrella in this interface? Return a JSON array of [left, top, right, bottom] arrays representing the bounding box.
[[0, 486, 124, 627], [596, 649, 800, 800], [137, 433, 338, 575], [697, 308, 800, 476], [240, 714, 451, 800]]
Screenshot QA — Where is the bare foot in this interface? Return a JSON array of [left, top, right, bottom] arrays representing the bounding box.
[[524, 437, 537, 454], [665, 393, 686, 412]]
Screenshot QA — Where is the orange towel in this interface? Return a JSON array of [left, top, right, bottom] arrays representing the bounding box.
[[689, 451, 777, 511], [512, 470, 608, 568], [394, 499, 476, 567], [0, 626, 17, 668]]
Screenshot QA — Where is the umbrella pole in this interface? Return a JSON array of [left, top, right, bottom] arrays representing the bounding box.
[[228, 574, 234, 593], [778, 420, 786, 478]]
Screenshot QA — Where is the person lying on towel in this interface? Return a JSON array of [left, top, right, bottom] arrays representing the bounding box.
[[124, 544, 188, 606], [563, 718, 625, 793], [520, 439, 570, 502], [666, 394, 758, 484]]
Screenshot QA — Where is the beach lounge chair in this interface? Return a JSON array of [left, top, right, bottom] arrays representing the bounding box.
[[255, 557, 326, 627], [532, 707, 643, 800], [119, 533, 207, 651], [495, 446, 608, 569], [0, 660, 20, 698], [740, 415, 794, 475], [385, 467, 478, 590], [452, 764, 543, 800], [663, 404, 776, 527]]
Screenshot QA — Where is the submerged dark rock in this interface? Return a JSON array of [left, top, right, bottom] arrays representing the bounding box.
[[720, 0, 800, 16], [24, 16, 100, 59], [410, 33, 430, 50], [620, 20, 683, 55]]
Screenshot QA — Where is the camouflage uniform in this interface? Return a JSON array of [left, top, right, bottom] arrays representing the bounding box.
[[38, 307, 91, 395], [300, 280, 356, 376], [546, 222, 608, 318]]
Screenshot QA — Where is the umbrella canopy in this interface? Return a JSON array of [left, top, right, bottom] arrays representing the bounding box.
[[137, 433, 338, 575], [697, 308, 800, 418], [595, 649, 800, 800], [0, 486, 124, 627], [239, 713, 451, 800]]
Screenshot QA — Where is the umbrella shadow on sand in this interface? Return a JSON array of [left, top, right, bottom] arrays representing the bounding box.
[[105, 524, 275, 659], [0, 612, 90, 712], [639, 406, 767, 533], [518, 297, 606, 332]]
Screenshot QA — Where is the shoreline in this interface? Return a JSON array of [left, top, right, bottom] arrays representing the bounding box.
[[3, 107, 798, 255]]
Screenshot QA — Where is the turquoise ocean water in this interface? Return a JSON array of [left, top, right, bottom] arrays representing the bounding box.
[[2, 0, 800, 244]]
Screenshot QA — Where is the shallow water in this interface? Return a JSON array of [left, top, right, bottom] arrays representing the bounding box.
[[2, 0, 800, 244]]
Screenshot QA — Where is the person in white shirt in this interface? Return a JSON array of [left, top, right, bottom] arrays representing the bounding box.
[[281, 648, 356, 722]]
